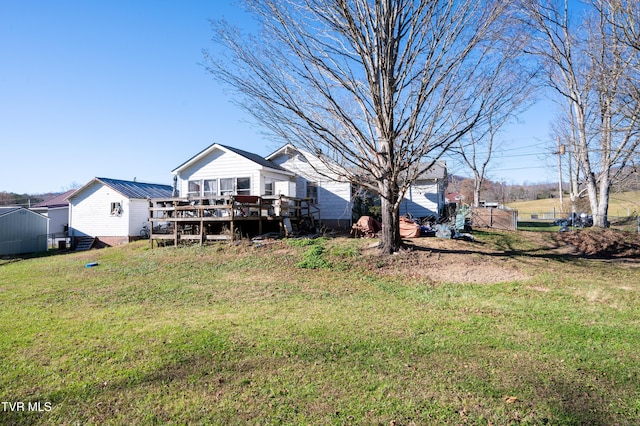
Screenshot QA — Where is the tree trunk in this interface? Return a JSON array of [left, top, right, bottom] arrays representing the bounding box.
[[594, 175, 610, 227], [379, 180, 402, 254], [473, 172, 483, 208]]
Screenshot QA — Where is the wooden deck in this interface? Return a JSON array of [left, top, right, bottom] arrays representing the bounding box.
[[148, 195, 318, 247]]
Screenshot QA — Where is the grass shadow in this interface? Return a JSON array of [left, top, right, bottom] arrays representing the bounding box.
[[403, 232, 581, 264], [0, 248, 73, 266]]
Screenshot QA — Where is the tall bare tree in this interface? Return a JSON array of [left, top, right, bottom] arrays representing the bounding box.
[[521, 0, 640, 227], [205, 0, 511, 253]]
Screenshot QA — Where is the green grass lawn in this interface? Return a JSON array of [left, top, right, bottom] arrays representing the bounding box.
[[508, 191, 640, 218], [1, 235, 639, 425], [517, 221, 561, 232]]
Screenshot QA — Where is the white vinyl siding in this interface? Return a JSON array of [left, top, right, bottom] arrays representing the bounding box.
[[401, 181, 441, 217], [45, 206, 69, 235], [271, 151, 352, 221], [68, 184, 153, 240], [128, 199, 152, 237], [69, 182, 130, 238], [175, 147, 292, 197]]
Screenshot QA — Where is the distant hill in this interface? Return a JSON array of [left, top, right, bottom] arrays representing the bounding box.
[[0, 191, 60, 207]]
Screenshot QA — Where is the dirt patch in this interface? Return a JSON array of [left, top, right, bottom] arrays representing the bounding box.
[[358, 228, 640, 283], [556, 228, 640, 258], [387, 252, 528, 284], [363, 239, 530, 285]]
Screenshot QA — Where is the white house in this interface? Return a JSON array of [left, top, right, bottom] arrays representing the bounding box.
[[170, 142, 447, 231], [171, 143, 353, 229], [171, 144, 297, 199], [267, 145, 447, 223], [266, 144, 353, 229], [31, 189, 75, 248], [67, 177, 173, 247]]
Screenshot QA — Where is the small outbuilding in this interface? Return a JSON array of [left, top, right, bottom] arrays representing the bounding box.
[[0, 207, 49, 255], [67, 177, 173, 248], [31, 189, 75, 249]]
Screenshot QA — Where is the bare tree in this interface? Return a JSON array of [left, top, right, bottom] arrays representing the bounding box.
[[521, 0, 640, 227], [453, 27, 538, 208], [205, 0, 512, 253], [599, 0, 640, 52]]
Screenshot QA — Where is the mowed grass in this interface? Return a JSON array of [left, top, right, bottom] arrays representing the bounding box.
[[508, 191, 640, 217], [1, 235, 640, 425]]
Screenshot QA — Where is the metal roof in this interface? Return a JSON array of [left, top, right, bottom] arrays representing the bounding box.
[[0, 206, 48, 220], [68, 178, 173, 200], [31, 189, 75, 208], [96, 178, 173, 199], [0, 207, 22, 217]]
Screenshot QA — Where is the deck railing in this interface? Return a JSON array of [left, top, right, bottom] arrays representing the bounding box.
[[147, 194, 319, 244]]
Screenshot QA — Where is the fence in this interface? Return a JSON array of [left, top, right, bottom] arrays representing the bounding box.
[[521, 211, 561, 220], [470, 208, 518, 231]]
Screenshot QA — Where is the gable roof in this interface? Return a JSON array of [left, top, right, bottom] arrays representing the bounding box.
[[410, 161, 447, 180], [31, 190, 75, 208], [172, 143, 292, 175], [0, 207, 22, 217], [266, 143, 350, 178], [68, 178, 173, 201], [0, 206, 48, 220], [265, 143, 299, 160], [267, 143, 446, 182]]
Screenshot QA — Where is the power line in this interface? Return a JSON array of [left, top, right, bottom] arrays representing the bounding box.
[[491, 165, 550, 171]]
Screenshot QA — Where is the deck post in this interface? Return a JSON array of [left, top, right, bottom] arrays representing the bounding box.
[[173, 200, 178, 247], [230, 197, 235, 241], [148, 201, 153, 250]]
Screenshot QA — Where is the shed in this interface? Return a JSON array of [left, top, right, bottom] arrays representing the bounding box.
[[0, 207, 49, 255]]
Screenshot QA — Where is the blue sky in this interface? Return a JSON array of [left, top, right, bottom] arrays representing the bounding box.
[[1, 1, 558, 194]]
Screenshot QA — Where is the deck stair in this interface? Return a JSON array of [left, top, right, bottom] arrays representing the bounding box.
[[75, 237, 95, 252]]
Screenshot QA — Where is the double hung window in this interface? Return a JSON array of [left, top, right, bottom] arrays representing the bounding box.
[[187, 177, 251, 196]]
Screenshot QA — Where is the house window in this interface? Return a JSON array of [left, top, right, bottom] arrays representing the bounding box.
[[220, 178, 234, 196], [237, 177, 251, 195], [306, 182, 318, 204], [264, 181, 274, 196], [188, 180, 201, 196], [203, 179, 217, 196], [110, 202, 122, 216]]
